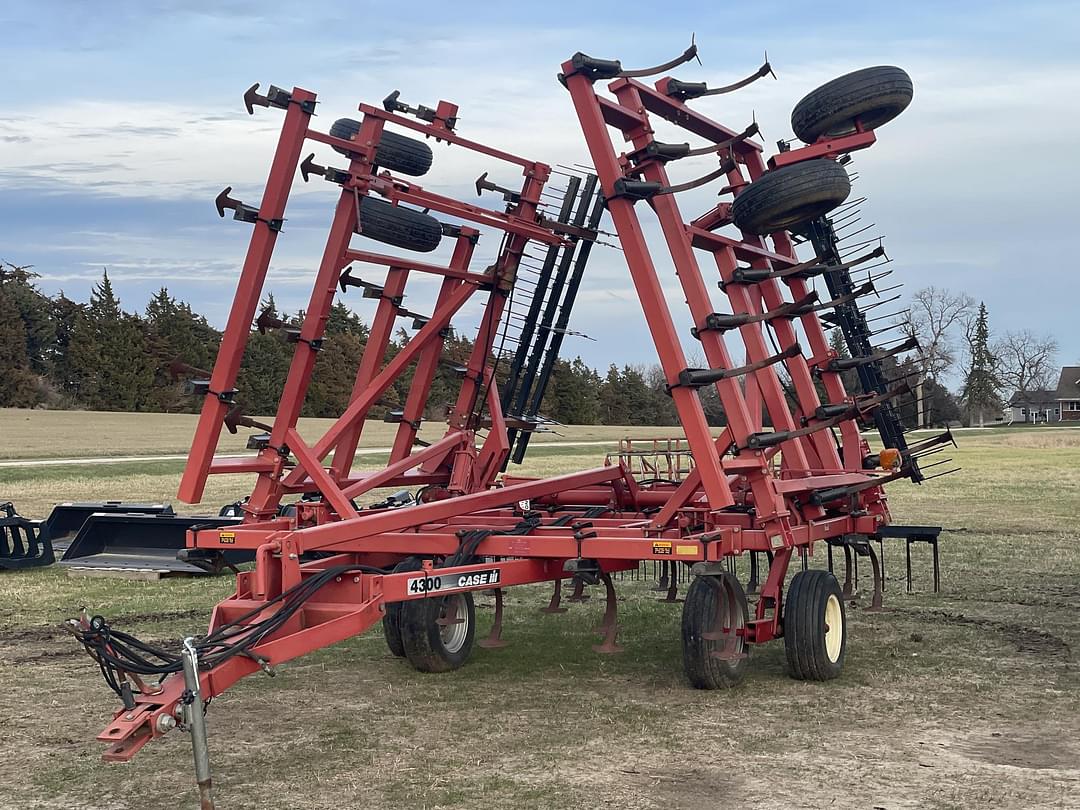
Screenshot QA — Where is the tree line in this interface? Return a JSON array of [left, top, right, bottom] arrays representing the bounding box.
[[0, 263, 680, 426], [1, 263, 1058, 429]]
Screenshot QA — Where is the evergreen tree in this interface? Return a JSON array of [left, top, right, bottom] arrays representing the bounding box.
[[0, 262, 55, 376], [960, 302, 1000, 427], [236, 294, 293, 416], [49, 293, 84, 400], [598, 365, 627, 424], [306, 332, 365, 417], [0, 282, 38, 406], [545, 358, 601, 424], [66, 270, 155, 410], [145, 288, 221, 411]]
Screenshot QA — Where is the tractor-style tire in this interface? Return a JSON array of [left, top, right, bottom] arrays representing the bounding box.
[[731, 159, 850, 235], [356, 196, 443, 253], [783, 569, 847, 681], [383, 558, 423, 657], [682, 572, 750, 689], [329, 118, 434, 177], [399, 591, 476, 673], [791, 66, 913, 144]]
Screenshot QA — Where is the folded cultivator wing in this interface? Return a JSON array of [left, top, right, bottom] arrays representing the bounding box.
[[68, 42, 944, 806]]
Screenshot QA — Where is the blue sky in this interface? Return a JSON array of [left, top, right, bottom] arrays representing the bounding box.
[[3, 1, 1078, 385]]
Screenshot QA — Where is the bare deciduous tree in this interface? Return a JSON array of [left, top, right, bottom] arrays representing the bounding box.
[[897, 286, 975, 426], [898, 286, 976, 380], [994, 330, 1059, 395]]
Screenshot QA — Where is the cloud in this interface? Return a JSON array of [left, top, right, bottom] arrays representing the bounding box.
[[4, 7, 1079, 374]]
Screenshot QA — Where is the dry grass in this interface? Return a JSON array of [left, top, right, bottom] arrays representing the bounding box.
[[0, 421, 1078, 809], [0, 408, 705, 460]]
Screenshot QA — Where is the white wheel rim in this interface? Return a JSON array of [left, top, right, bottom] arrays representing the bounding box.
[[439, 595, 469, 654], [824, 593, 843, 662]]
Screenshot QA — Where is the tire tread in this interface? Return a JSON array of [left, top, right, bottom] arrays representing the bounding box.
[[791, 66, 913, 143]]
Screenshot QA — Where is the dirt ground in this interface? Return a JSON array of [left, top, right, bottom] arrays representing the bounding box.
[[1, 425, 1078, 809]]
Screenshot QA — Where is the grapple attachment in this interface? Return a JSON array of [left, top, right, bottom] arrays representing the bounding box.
[[0, 502, 54, 570]]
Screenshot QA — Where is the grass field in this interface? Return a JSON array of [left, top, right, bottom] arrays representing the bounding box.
[[1, 414, 1078, 809]]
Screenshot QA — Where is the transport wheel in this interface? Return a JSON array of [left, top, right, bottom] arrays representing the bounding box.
[[731, 159, 850, 235], [383, 558, 423, 657], [783, 569, 846, 681], [399, 591, 476, 673], [681, 572, 750, 689], [791, 66, 913, 144], [356, 196, 443, 253], [329, 118, 434, 176]]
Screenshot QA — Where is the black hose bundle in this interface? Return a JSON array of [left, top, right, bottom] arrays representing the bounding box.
[[68, 562, 388, 698]]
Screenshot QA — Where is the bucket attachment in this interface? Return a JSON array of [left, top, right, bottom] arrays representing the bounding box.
[[41, 502, 172, 557], [59, 512, 250, 574], [0, 503, 54, 570]]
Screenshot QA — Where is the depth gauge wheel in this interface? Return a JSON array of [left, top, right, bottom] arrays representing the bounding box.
[[356, 196, 443, 253], [783, 569, 846, 681], [329, 118, 434, 176], [383, 557, 423, 657], [791, 66, 913, 144], [731, 159, 851, 235], [399, 591, 476, 673], [681, 572, 750, 689]]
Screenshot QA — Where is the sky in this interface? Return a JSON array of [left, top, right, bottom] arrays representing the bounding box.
[[3, 1, 1078, 386]]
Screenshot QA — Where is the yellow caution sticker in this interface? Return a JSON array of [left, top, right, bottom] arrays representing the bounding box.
[[652, 541, 673, 556], [218, 532, 236, 545], [676, 545, 698, 556]]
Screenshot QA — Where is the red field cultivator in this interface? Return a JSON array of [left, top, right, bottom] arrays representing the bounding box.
[[69, 42, 951, 805]]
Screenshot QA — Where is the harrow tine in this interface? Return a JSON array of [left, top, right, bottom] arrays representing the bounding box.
[[838, 236, 888, 255], [866, 269, 895, 284], [865, 309, 910, 325], [833, 215, 867, 233], [617, 37, 699, 78], [907, 428, 957, 454], [916, 455, 955, 472], [662, 53, 775, 100], [857, 294, 903, 313], [653, 157, 738, 196], [836, 222, 877, 242], [920, 467, 962, 482], [832, 196, 867, 215], [829, 209, 862, 228]]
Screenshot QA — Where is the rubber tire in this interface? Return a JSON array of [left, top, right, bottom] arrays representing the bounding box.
[[791, 66, 913, 144], [731, 159, 850, 235], [356, 196, 442, 253], [383, 558, 423, 657], [399, 591, 476, 673], [682, 573, 750, 689], [329, 118, 433, 177], [783, 569, 846, 681]]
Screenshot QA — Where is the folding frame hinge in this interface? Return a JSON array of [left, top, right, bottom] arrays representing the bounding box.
[[215, 187, 284, 231], [244, 83, 317, 116]]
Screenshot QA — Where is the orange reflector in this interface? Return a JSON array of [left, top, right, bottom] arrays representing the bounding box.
[[879, 448, 902, 470]]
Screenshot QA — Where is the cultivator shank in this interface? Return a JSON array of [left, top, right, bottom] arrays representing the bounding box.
[[69, 43, 940, 803]]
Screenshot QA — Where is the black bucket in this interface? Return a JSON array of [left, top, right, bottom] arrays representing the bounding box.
[[59, 512, 252, 575], [41, 501, 172, 557]]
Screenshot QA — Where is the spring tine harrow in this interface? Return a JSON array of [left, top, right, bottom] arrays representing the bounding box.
[[62, 51, 948, 803]]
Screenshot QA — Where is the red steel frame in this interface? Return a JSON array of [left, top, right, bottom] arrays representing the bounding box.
[[93, 71, 899, 762]]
